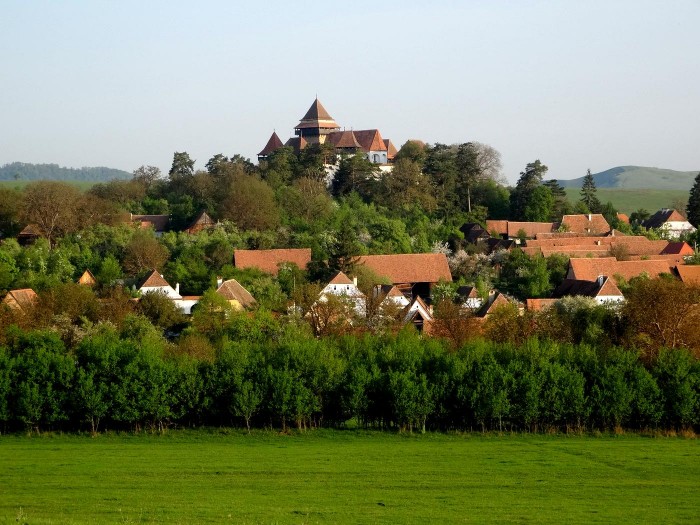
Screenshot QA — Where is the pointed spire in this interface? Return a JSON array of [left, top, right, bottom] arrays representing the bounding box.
[[258, 131, 284, 157]]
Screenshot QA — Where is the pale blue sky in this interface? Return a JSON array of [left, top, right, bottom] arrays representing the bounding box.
[[1, 0, 698, 183]]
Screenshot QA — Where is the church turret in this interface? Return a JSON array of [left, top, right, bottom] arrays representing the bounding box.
[[294, 98, 340, 144], [258, 131, 284, 161]]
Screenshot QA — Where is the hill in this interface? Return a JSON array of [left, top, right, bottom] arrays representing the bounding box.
[[555, 166, 698, 190], [0, 162, 131, 182], [563, 188, 688, 215]]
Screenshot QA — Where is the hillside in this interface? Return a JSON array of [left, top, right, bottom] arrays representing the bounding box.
[[563, 188, 688, 215], [0, 162, 131, 182], [555, 166, 698, 190]]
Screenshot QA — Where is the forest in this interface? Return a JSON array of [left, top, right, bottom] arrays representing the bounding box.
[[0, 142, 699, 434]]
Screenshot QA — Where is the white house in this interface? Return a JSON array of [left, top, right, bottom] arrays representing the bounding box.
[[643, 209, 696, 238], [137, 270, 200, 314]]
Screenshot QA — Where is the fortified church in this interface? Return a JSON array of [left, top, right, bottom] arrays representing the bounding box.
[[258, 98, 397, 165]]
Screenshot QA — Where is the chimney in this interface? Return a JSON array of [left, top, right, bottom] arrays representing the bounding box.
[[597, 275, 605, 287], [588, 213, 592, 221], [216, 276, 223, 287], [175, 283, 180, 294], [353, 277, 358, 286]]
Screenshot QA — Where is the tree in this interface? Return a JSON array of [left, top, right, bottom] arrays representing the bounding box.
[[21, 181, 82, 246], [122, 230, 169, 276], [377, 158, 436, 212], [687, 172, 700, 227], [579, 169, 601, 213], [331, 153, 379, 199], [168, 152, 195, 186], [510, 160, 548, 220], [455, 143, 483, 213], [132, 165, 162, 191], [543, 179, 571, 220], [523, 185, 554, 222], [218, 174, 280, 231]]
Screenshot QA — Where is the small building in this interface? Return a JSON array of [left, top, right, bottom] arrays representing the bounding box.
[[560, 214, 611, 235], [1, 288, 38, 312], [258, 131, 285, 161], [319, 271, 366, 317], [185, 210, 216, 235], [355, 253, 452, 302], [643, 209, 696, 238], [566, 257, 674, 285], [553, 275, 625, 305], [215, 278, 256, 310], [403, 296, 433, 333], [137, 269, 199, 314], [17, 224, 42, 245], [131, 214, 170, 236], [77, 269, 97, 287]]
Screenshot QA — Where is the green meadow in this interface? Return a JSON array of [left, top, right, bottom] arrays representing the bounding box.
[[0, 180, 96, 191], [1, 430, 697, 524], [565, 188, 688, 215]]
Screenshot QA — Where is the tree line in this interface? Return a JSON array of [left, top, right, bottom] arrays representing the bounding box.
[[1, 326, 697, 435]]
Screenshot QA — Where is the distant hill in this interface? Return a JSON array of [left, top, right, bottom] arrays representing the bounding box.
[[0, 162, 131, 182], [555, 166, 699, 191]]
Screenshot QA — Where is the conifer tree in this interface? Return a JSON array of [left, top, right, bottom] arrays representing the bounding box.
[[686, 172, 700, 227], [579, 169, 601, 213], [510, 160, 548, 220]]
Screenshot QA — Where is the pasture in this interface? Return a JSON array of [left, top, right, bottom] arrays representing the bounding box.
[[0, 180, 96, 191], [565, 188, 688, 215], [1, 430, 697, 524]]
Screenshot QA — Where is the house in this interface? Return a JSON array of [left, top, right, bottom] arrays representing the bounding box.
[[403, 296, 433, 332], [137, 270, 200, 314], [233, 248, 312, 276], [660, 242, 695, 256], [355, 253, 452, 301], [485, 220, 557, 240], [643, 209, 696, 238], [185, 210, 216, 234], [77, 269, 97, 287], [675, 265, 700, 284], [375, 285, 411, 309], [215, 278, 256, 310], [317, 271, 366, 317], [475, 292, 512, 317], [17, 224, 42, 245], [1, 288, 38, 312], [560, 214, 611, 235], [456, 286, 483, 310], [460, 223, 490, 245], [553, 275, 625, 305], [566, 257, 674, 284], [131, 214, 169, 236]]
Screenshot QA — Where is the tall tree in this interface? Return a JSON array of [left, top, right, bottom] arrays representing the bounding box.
[[455, 142, 482, 213], [524, 185, 554, 222], [168, 152, 195, 184], [510, 160, 548, 220], [21, 181, 82, 246], [579, 169, 601, 213], [687, 172, 700, 227], [543, 179, 571, 220]]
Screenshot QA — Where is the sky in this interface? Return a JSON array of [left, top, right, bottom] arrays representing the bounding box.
[[1, 0, 699, 184]]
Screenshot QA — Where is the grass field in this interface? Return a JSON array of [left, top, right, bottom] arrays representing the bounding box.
[[1, 430, 697, 524], [565, 188, 688, 215]]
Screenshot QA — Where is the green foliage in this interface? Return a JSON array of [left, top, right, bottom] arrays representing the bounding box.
[[580, 169, 602, 213], [687, 171, 700, 228], [510, 160, 548, 220]]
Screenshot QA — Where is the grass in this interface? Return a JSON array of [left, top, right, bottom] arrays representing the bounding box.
[[565, 188, 689, 215], [0, 429, 698, 524], [0, 180, 96, 191]]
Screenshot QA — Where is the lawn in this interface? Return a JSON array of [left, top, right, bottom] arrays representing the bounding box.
[[565, 188, 688, 215], [1, 430, 697, 524]]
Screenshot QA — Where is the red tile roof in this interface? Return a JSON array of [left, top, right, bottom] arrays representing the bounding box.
[[327, 130, 362, 149], [676, 265, 700, 284], [507, 222, 556, 238], [356, 253, 452, 284], [138, 270, 171, 288], [384, 139, 398, 159], [328, 271, 354, 285], [234, 248, 312, 276], [258, 131, 284, 156], [216, 279, 256, 308], [568, 257, 674, 283], [643, 209, 688, 228], [661, 242, 694, 255], [560, 214, 611, 235], [353, 129, 387, 152], [77, 269, 97, 286], [553, 276, 623, 298], [284, 136, 308, 153], [485, 220, 508, 236], [295, 98, 339, 130], [525, 298, 559, 311]]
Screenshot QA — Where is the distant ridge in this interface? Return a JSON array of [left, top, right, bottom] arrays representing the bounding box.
[[0, 162, 131, 182], [555, 166, 699, 191]]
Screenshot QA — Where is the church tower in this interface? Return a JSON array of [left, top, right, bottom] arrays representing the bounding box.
[[294, 98, 340, 144]]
